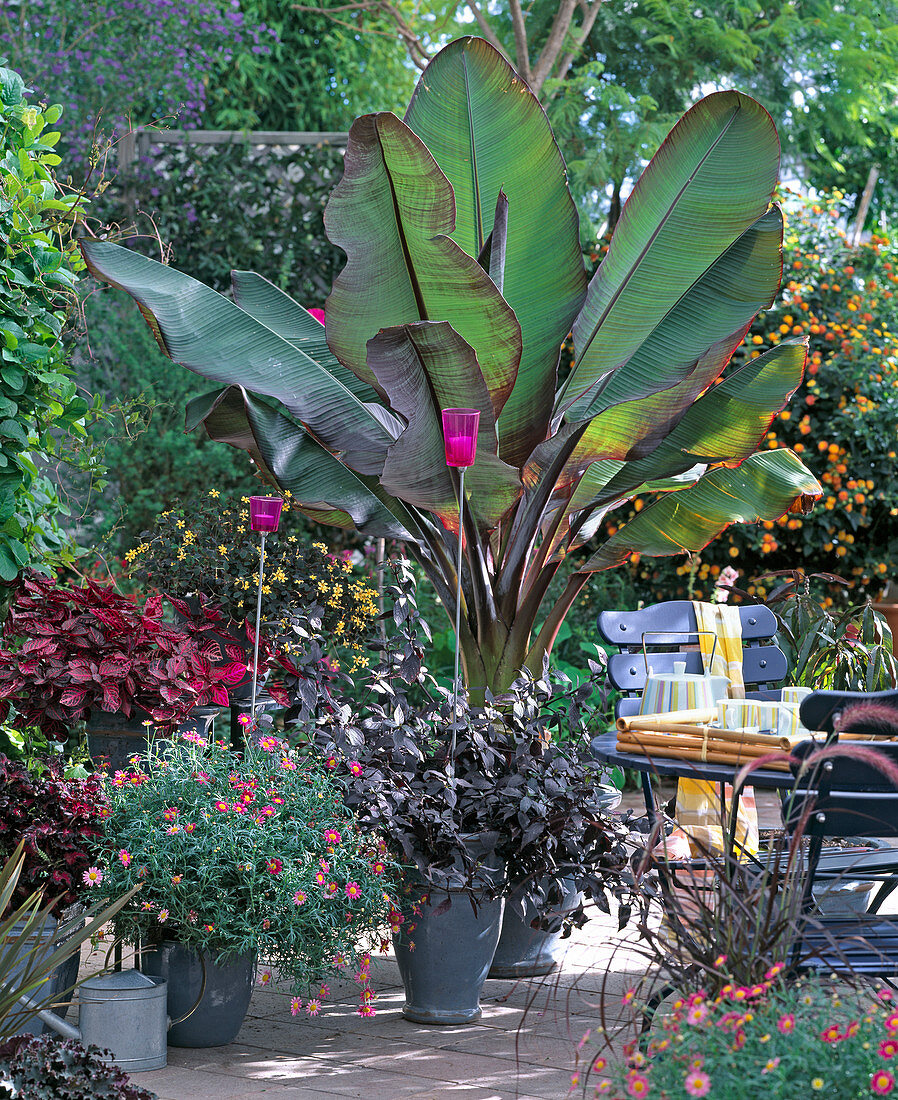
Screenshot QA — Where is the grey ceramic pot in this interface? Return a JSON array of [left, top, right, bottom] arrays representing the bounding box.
[[488, 879, 582, 979], [489, 783, 623, 979], [141, 940, 256, 1047], [5, 914, 81, 1036], [394, 887, 504, 1025]]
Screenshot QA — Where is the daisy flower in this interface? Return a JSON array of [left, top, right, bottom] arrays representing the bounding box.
[[291, 998, 302, 1016], [306, 999, 321, 1016], [82, 867, 103, 887]]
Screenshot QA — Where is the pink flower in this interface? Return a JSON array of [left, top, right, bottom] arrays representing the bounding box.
[[684, 1070, 711, 1097], [118, 849, 131, 867], [332, 953, 347, 969], [625, 1072, 650, 1097], [306, 999, 321, 1016], [162, 807, 179, 822], [237, 713, 253, 727], [686, 1003, 709, 1026], [371, 860, 385, 875], [291, 998, 302, 1016], [215, 800, 229, 812], [318, 983, 330, 998], [319, 859, 330, 872], [266, 858, 283, 875], [881, 1040, 898, 1059], [777, 1013, 795, 1034], [357, 1004, 376, 1017], [324, 829, 342, 846], [345, 882, 362, 900], [258, 735, 279, 752], [280, 757, 297, 771], [325, 756, 337, 770], [158, 908, 169, 923], [348, 761, 363, 777], [293, 890, 306, 906], [325, 882, 339, 897], [258, 970, 272, 986], [821, 1024, 841, 1044], [180, 730, 207, 746], [873, 1070, 896, 1096], [194, 770, 210, 785], [82, 867, 103, 887], [761, 1057, 780, 1075]]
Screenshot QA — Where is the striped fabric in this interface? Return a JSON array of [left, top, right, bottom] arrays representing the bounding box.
[[673, 603, 760, 858]]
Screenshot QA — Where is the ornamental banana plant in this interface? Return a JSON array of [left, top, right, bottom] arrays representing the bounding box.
[[80, 37, 822, 699]]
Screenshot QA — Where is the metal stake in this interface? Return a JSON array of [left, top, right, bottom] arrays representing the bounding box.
[[450, 467, 466, 781], [250, 531, 267, 719]]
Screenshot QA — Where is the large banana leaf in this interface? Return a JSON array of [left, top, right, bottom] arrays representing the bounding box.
[[404, 36, 587, 468], [593, 340, 808, 508], [564, 91, 780, 419], [229, 270, 381, 404], [324, 112, 522, 417], [366, 322, 521, 533], [578, 449, 821, 572], [185, 386, 415, 540], [79, 241, 396, 476], [562, 206, 784, 465]]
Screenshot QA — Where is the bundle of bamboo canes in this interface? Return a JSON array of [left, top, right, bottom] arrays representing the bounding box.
[[615, 709, 792, 772]]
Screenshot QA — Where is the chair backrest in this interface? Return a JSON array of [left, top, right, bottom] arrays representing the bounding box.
[[799, 688, 898, 736], [597, 601, 788, 718], [786, 738, 898, 840]]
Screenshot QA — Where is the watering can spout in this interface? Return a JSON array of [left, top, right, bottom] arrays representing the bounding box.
[[14, 968, 169, 1072]]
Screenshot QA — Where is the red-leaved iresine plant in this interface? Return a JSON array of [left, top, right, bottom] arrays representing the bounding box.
[[0, 572, 237, 740]]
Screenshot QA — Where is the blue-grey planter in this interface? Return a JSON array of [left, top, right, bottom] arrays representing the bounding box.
[[5, 915, 81, 1036], [488, 880, 582, 979], [394, 889, 504, 1025], [141, 940, 256, 1048], [489, 783, 623, 979]]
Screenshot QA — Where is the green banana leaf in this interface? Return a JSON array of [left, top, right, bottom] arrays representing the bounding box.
[[577, 449, 821, 572], [366, 322, 521, 533], [229, 270, 382, 404], [79, 240, 396, 476], [185, 386, 415, 540], [561, 206, 784, 468], [404, 36, 587, 468], [323, 112, 522, 417], [564, 91, 780, 419], [593, 340, 808, 508]]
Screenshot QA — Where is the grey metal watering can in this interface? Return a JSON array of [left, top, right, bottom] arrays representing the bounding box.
[[16, 958, 206, 1072]]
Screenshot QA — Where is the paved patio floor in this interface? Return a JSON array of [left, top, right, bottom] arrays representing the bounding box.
[[121, 911, 639, 1100]]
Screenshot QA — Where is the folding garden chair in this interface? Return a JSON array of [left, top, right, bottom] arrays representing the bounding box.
[[785, 737, 898, 978]]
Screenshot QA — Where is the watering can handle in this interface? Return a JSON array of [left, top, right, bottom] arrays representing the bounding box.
[[640, 630, 718, 674], [108, 937, 208, 1029]]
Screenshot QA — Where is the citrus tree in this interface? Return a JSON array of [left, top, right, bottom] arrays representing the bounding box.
[[80, 38, 821, 697]]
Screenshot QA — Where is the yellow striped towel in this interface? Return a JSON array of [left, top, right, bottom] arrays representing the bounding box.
[[673, 602, 759, 858]]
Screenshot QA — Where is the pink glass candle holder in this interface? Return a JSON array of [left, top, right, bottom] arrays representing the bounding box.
[[249, 496, 283, 533], [442, 408, 480, 468]]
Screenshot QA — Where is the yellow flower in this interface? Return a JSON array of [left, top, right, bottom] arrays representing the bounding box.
[[208, 489, 220, 497], [218, 545, 228, 555], [176, 519, 186, 529], [811, 1079, 824, 1091]]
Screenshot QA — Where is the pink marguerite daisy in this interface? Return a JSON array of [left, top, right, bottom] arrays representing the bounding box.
[[345, 881, 362, 900], [293, 890, 307, 906], [82, 867, 103, 887], [291, 997, 302, 1016], [306, 999, 321, 1016], [684, 1070, 711, 1097], [118, 849, 131, 867]]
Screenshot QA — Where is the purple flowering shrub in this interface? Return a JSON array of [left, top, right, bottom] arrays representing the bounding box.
[[0, 0, 274, 172]]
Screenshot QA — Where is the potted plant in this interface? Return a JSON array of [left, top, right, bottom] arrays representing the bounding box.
[[0, 757, 110, 1035], [585, 971, 898, 1099], [124, 492, 380, 703], [0, 839, 139, 1041], [303, 563, 631, 1023], [0, 571, 233, 765], [93, 725, 401, 1047]]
